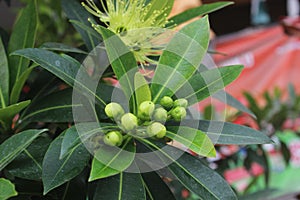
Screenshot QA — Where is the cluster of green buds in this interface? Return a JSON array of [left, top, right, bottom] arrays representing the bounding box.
[[102, 97, 188, 147]]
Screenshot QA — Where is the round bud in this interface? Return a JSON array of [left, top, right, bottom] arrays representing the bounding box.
[[138, 101, 155, 120], [160, 96, 173, 109], [153, 107, 168, 122], [170, 106, 187, 121], [105, 102, 125, 120], [103, 131, 123, 146], [146, 122, 167, 138], [121, 113, 138, 131], [174, 99, 188, 108]]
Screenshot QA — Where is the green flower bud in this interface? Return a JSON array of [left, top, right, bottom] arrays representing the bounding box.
[[153, 107, 168, 122], [170, 106, 187, 121], [174, 98, 188, 108], [105, 102, 125, 120], [103, 131, 123, 146], [146, 122, 166, 138], [138, 101, 155, 120], [160, 96, 173, 109], [121, 113, 138, 131]]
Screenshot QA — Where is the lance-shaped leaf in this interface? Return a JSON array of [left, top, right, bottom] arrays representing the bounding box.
[[8, 0, 37, 88], [97, 27, 138, 107], [0, 37, 9, 108], [176, 65, 243, 106], [93, 173, 146, 200], [0, 178, 18, 200], [151, 17, 210, 103], [0, 129, 47, 171], [140, 139, 237, 200], [61, 0, 101, 50], [12, 48, 106, 106], [144, 0, 174, 20], [166, 2, 233, 27], [89, 139, 136, 181], [42, 133, 90, 194], [166, 126, 216, 157], [40, 42, 87, 54]]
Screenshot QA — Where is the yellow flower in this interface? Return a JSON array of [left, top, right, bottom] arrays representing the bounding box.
[[82, 0, 173, 64]]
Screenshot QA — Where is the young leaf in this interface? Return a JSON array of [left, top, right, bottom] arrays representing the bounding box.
[[61, 0, 101, 50], [97, 27, 138, 106], [0, 178, 18, 200], [176, 65, 243, 106], [0, 129, 47, 171], [166, 2, 233, 27], [144, 0, 174, 20], [134, 72, 151, 114], [140, 139, 237, 200], [192, 120, 272, 144], [8, 0, 37, 88], [10, 65, 36, 105], [166, 126, 216, 157], [93, 173, 146, 200], [151, 17, 210, 103], [89, 139, 136, 181], [42, 133, 90, 195], [11, 48, 106, 107], [40, 42, 87, 54], [0, 37, 9, 108], [7, 137, 51, 180]]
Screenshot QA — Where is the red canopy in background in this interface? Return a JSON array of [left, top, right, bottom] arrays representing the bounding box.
[[213, 25, 300, 103]]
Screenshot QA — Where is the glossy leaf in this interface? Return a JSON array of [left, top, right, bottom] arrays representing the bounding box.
[[8, 0, 37, 88], [62, 0, 101, 50], [167, 2, 233, 27], [10, 65, 36, 104], [89, 139, 136, 181], [7, 137, 51, 180], [42, 133, 90, 194], [93, 173, 146, 200], [40, 42, 87, 54], [134, 72, 151, 115], [193, 120, 272, 144], [12, 48, 106, 106], [176, 65, 243, 106], [0, 129, 47, 171], [140, 139, 237, 200], [0, 37, 9, 108], [0, 100, 31, 129], [0, 178, 18, 200], [166, 126, 216, 157], [151, 17, 210, 103], [98, 27, 138, 109]]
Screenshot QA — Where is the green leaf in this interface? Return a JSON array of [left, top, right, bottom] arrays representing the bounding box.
[[97, 27, 138, 109], [7, 137, 51, 180], [144, 0, 174, 19], [0, 37, 9, 108], [0, 178, 18, 200], [0, 129, 47, 171], [93, 173, 146, 200], [166, 1, 233, 27], [176, 65, 243, 106], [140, 139, 237, 200], [213, 90, 256, 118], [40, 42, 87, 54], [141, 171, 175, 200], [11, 48, 106, 106], [166, 126, 216, 157], [42, 133, 90, 195], [10, 65, 36, 105], [0, 100, 31, 130], [134, 72, 151, 115], [8, 0, 37, 88], [62, 0, 101, 50], [194, 120, 272, 144], [89, 139, 136, 181], [151, 17, 210, 103]]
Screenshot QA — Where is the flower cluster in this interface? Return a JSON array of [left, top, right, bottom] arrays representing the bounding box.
[[82, 0, 172, 64], [101, 96, 188, 146]]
